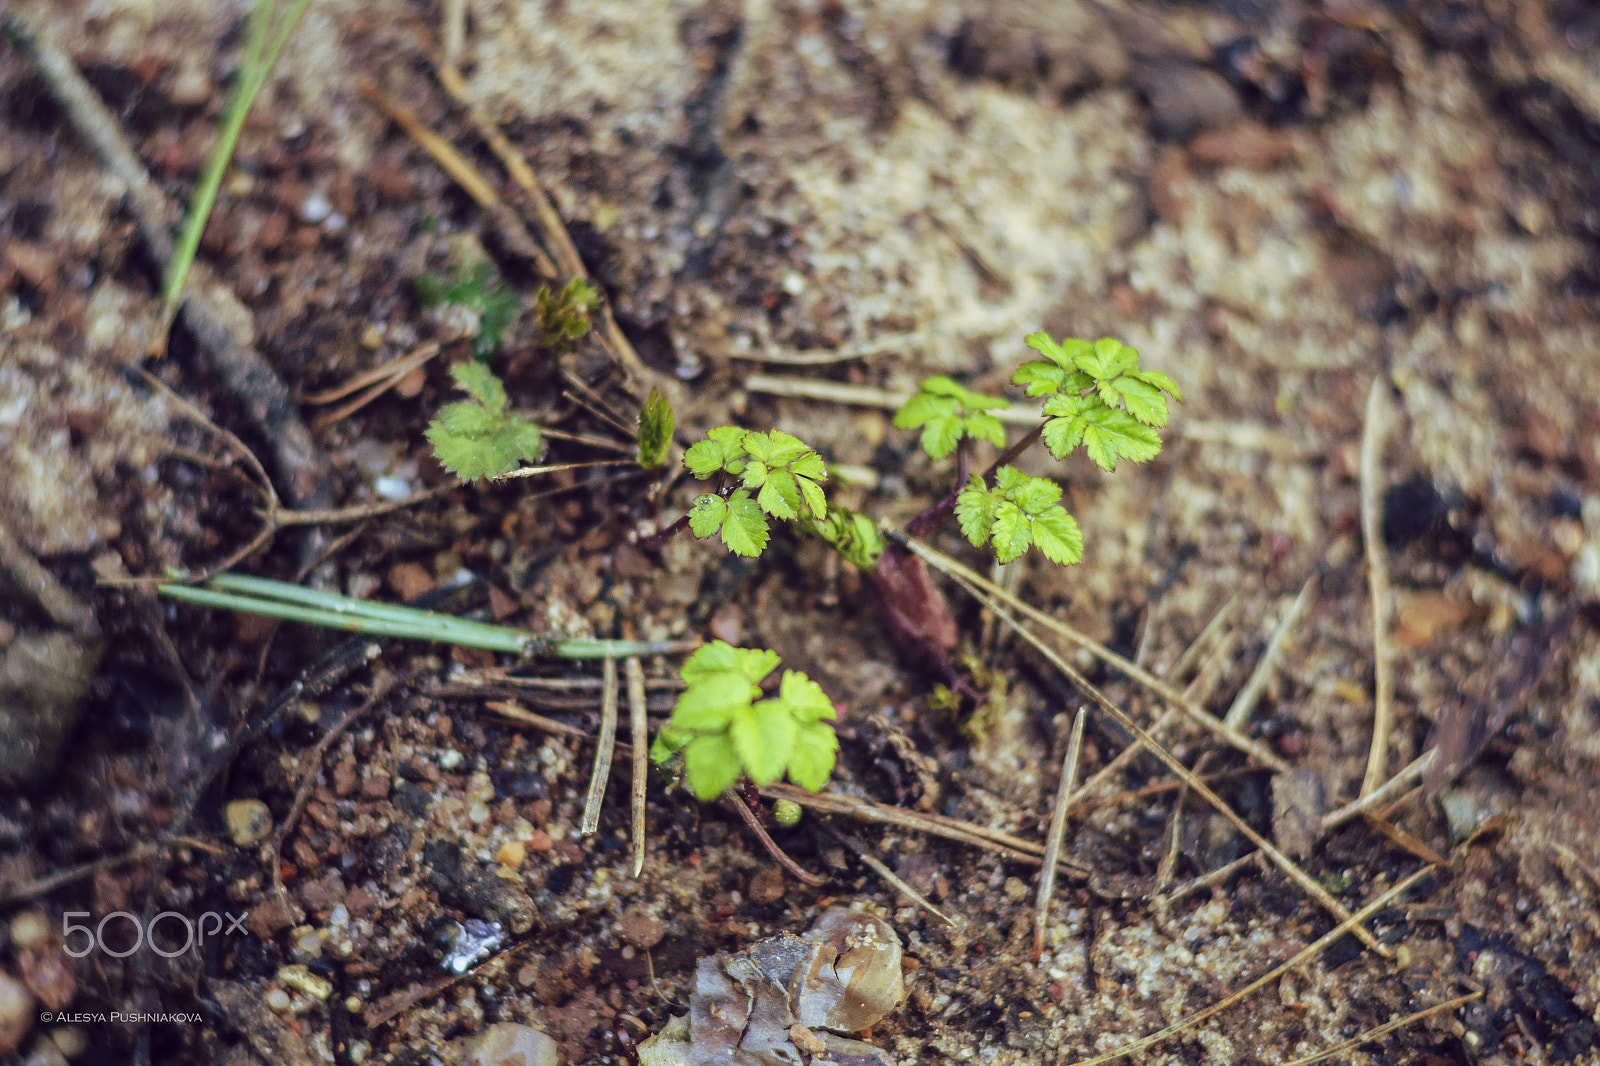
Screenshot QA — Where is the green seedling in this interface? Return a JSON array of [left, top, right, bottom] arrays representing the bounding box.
[[1015, 333, 1179, 470], [533, 278, 601, 351], [892, 375, 1007, 460], [679, 427, 830, 557], [424, 360, 544, 480], [416, 261, 522, 359], [636, 388, 674, 469], [650, 640, 839, 800]]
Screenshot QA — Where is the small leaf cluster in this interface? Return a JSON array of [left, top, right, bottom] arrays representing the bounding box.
[[1014, 334, 1181, 471], [684, 427, 829, 557], [416, 261, 520, 359], [956, 466, 1083, 565], [533, 278, 601, 351], [650, 640, 839, 800], [636, 388, 674, 469], [425, 361, 543, 480], [893, 376, 1008, 460], [803, 505, 886, 571]]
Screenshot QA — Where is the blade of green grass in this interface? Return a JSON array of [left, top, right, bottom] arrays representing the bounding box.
[[159, 576, 695, 660], [161, 0, 314, 319]]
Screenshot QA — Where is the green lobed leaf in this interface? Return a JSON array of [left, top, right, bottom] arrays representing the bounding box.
[[797, 475, 828, 520], [637, 388, 675, 468], [990, 502, 1032, 563], [1041, 415, 1087, 461], [789, 450, 827, 481], [720, 490, 769, 557], [741, 460, 770, 490], [756, 469, 801, 520], [992, 465, 1029, 493], [1079, 404, 1163, 471], [1031, 507, 1083, 565], [1075, 337, 1139, 381], [729, 702, 796, 786], [765, 428, 811, 465], [776, 670, 837, 723], [683, 733, 742, 800], [1106, 376, 1170, 427], [956, 476, 996, 547], [685, 425, 749, 478], [491, 417, 544, 466], [671, 672, 759, 731], [449, 360, 507, 411], [649, 726, 690, 763], [688, 494, 728, 539], [892, 391, 954, 430], [786, 720, 839, 791], [1023, 331, 1068, 367], [1131, 368, 1182, 401], [920, 415, 965, 460], [426, 424, 503, 480], [964, 411, 1007, 448], [433, 401, 499, 438], [680, 639, 749, 682], [1012, 360, 1066, 397], [1008, 474, 1061, 514]]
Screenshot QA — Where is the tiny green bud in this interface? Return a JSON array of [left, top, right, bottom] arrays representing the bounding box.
[[772, 799, 803, 827]]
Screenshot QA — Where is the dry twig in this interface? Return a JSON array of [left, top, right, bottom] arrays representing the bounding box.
[[1035, 707, 1086, 960], [580, 657, 620, 836], [831, 828, 958, 928], [1221, 571, 1317, 731], [1360, 374, 1396, 796], [1279, 989, 1482, 1066], [626, 657, 649, 877]]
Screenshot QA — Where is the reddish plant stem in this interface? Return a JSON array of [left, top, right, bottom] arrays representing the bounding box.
[[725, 789, 828, 886], [904, 423, 1044, 539], [637, 512, 691, 552]]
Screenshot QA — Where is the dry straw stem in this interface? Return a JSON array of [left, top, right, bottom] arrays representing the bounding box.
[[1323, 749, 1436, 830], [580, 657, 620, 836], [832, 828, 959, 929], [1360, 374, 1397, 796], [903, 538, 1289, 773], [1061, 865, 1434, 1066], [1035, 707, 1087, 961], [626, 657, 649, 877], [1070, 622, 1237, 809], [910, 539, 1388, 954], [1279, 988, 1482, 1066], [1221, 571, 1317, 731], [759, 783, 1093, 878], [303, 342, 441, 429]]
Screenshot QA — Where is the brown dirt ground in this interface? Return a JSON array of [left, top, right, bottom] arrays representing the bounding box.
[[1, 1, 1599, 1064]]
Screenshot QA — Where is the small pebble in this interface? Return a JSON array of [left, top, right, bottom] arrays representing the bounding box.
[[277, 964, 333, 1001], [496, 841, 526, 869], [48, 1026, 86, 1059], [439, 750, 464, 771], [225, 799, 273, 847], [0, 970, 33, 1056], [464, 1022, 558, 1066], [299, 191, 332, 224], [264, 987, 292, 1012], [8, 912, 49, 953]]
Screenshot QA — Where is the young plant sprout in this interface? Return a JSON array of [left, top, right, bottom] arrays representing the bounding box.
[[650, 641, 840, 800]]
